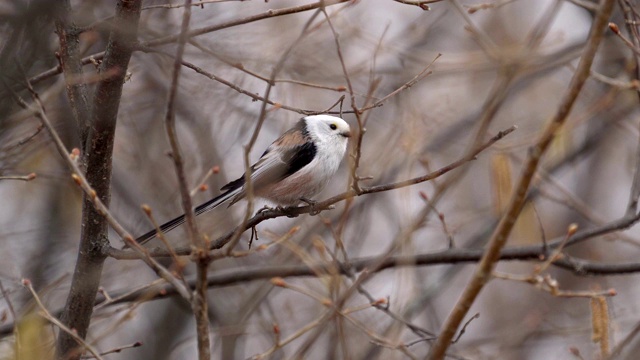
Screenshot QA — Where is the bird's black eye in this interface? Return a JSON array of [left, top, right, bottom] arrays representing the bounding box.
[[329, 123, 337, 130]]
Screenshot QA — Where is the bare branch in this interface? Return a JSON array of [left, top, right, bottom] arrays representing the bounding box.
[[0, 173, 36, 181]]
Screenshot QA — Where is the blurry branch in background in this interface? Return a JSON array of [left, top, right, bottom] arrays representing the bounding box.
[[54, 0, 91, 147], [145, 0, 351, 47], [163, 0, 199, 250], [147, 46, 353, 114], [449, 0, 498, 59], [492, 224, 617, 299], [139, 46, 341, 115], [318, 233, 437, 340], [429, 0, 617, 357], [392, 0, 439, 11], [1, 78, 126, 238], [22, 279, 104, 360], [321, 8, 363, 183], [567, 0, 599, 11], [16, 0, 350, 93], [0, 172, 36, 181]]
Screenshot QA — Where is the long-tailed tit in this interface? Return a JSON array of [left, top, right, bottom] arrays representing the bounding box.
[[135, 115, 351, 245]]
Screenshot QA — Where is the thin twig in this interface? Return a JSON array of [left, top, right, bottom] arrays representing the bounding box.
[[163, 2, 212, 359], [322, 8, 368, 194], [609, 22, 640, 56], [0, 282, 16, 326], [164, 0, 200, 248], [80, 341, 142, 359], [0, 173, 36, 181], [4, 124, 43, 152], [393, 0, 443, 11], [146, 0, 349, 47]]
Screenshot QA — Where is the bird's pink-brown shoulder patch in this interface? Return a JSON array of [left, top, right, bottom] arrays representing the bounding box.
[[273, 120, 309, 147]]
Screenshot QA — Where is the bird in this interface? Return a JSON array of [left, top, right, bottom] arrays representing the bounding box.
[[135, 114, 352, 245]]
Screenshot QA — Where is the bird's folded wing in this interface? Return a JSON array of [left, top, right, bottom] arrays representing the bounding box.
[[219, 141, 317, 196]]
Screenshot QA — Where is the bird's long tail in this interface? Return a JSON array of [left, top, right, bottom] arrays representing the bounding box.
[[132, 187, 240, 246]]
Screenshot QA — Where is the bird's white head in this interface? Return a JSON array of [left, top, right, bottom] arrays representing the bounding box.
[[303, 115, 351, 145]]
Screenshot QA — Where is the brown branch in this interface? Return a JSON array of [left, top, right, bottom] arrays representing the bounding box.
[[162, 1, 211, 358], [321, 7, 368, 194], [145, 0, 350, 47], [143, 0, 237, 10], [607, 319, 640, 359], [449, 0, 498, 59], [163, 0, 200, 249], [393, 0, 442, 11], [568, 0, 599, 11], [25, 51, 105, 90], [0, 173, 36, 181], [427, 1, 617, 358]]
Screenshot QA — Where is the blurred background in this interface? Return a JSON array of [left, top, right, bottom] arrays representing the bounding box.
[[1, 0, 639, 359]]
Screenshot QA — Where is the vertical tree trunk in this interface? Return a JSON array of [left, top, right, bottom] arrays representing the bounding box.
[[56, 1, 142, 359]]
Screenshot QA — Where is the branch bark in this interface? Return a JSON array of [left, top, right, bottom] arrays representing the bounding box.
[[56, 1, 142, 359], [53, 0, 91, 147]]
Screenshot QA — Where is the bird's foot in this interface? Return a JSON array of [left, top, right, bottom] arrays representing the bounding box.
[[300, 197, 321, 215], [257, 204, 296, 218], [257, 205, 273, 214]]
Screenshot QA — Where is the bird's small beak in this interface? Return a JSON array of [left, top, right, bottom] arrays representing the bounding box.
[[341, 130, 352, 138]]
